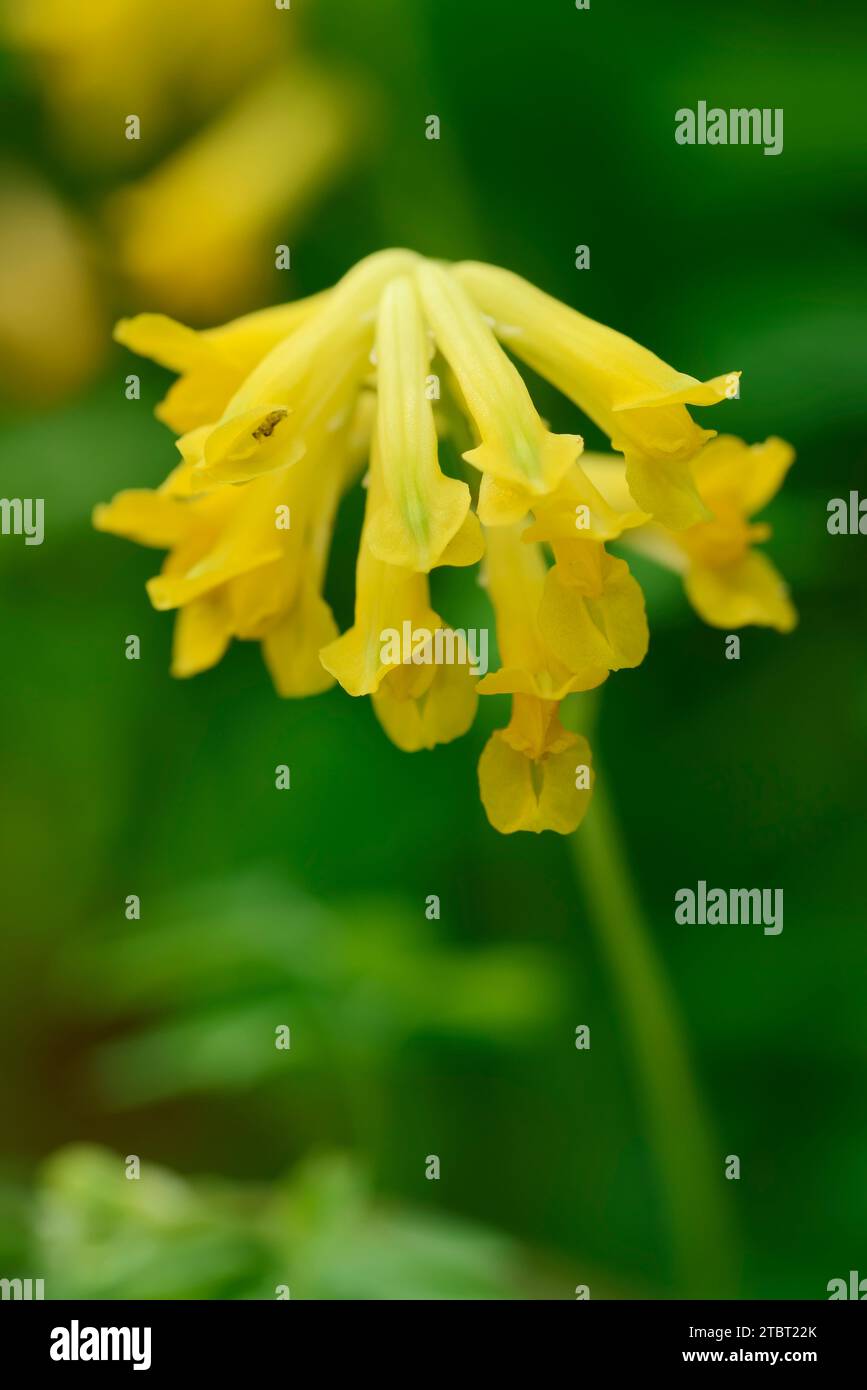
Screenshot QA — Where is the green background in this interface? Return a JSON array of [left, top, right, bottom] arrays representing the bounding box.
[[0, 0, 865, 1298]]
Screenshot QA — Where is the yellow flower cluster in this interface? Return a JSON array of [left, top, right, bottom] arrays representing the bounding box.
[[96, 250, 796, 833]]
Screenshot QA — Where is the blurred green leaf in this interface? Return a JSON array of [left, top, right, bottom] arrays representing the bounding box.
[[35, 1144, 542, 1300], [59, 876, 565, 1105]]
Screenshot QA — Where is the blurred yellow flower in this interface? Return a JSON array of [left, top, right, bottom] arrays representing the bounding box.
[[98, 251, 794, 833], [8, 0, 362, 372], [5, 0, 280, 164], [0, 174, 107, 402], [106, 63, 359, 321]]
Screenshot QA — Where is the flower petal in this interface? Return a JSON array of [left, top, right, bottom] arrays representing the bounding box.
[[478, 522, 609, 697], [261, 575, 338, 696], [415, 260, 582, 496], [146, 475, 285, 610], [373, 659, 478, 751], [478, 700, 594, 834], [366, 276, 473, 571], [93, 489, 190, 548], [685, 551, 797, 632], [107, 63, 356, 321], [170, 593, 232, 678], [319, 532, 434, 697], [691, 435, 795, 518], [115, 297, 324, 432], [190, 250, 419, 486], [523, 462, 648, 544], [538, 545, 649, 672]]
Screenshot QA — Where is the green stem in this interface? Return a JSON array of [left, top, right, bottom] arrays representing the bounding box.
[[570, 769, 738, 1298]]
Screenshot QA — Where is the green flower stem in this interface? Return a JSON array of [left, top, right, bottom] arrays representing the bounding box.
[[570, 768, 738, 1298]]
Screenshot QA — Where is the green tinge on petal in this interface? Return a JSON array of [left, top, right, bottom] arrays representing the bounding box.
[[463, 427, 582, 497], [370, 274, 471, 571], [373, 661, 478, 751], [416, 259, 581, 496], [453, 260, 727, 529], [476, 665, 607, 700], [478, 730, 594, 834]]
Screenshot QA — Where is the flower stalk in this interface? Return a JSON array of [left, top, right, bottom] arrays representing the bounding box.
[[570, 762, 737, 1296]]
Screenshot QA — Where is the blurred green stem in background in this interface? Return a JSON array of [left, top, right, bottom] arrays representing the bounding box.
[[568, 700, 737, 1297]]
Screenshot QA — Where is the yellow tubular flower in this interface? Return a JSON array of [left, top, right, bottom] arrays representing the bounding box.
[[366, 276, 481, 572], [372, 661, 479, 754], [521, 460, 648, 544], [187, 250, 419, 488], [479, 695, 595, 835], [95, 414, 360, 688], [454, 261, 739, 531], [415, 260, 584, 510], [476, 520, 640, 832], [583, 437, 797, 633], [538, 541, 650, 676], [477, 523, 609, 698], [319, 462, 478, 750], [114, 295, 325, 433], [98, 252, 795, 833]]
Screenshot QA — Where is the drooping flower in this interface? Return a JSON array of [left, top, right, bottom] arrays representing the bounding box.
[[318, 440, 480, 753], [583, 436, 797, 632], [475, 521, 647, 700], [478, 695, 594, 836], [453, 261, 740, 530], [97, 250, 793, 833], [112, 293, 326, 435], [95, 396, 366, 690]]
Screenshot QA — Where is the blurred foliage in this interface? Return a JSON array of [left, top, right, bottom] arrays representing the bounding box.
[[61, 875, 565, 1105], [26, 1145, 544, 1299], [0, 0, 865, 1301]]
